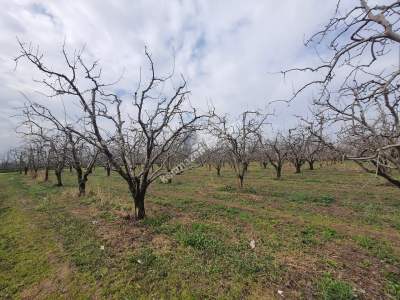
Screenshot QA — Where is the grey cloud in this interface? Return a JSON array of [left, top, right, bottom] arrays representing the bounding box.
[[0, 0, 355, 154]]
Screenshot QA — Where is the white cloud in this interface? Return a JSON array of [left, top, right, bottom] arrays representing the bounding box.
[[0, 0, 355, 153]]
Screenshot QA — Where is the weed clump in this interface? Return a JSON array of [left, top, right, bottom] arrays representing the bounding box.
[[317, 273, 355, 300], [218, 185, 236, 192]]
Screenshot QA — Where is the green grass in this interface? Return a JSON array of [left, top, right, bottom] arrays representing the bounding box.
[[0, 162, 399, 298], [0, 174, 57, 298], [142, 213, 172, 229], [176, 223, 224, 254], [355, 235, 398, 264], [288, 192, 335, 205], [317, 273, 355, 300], [385, 271, 400, 298]]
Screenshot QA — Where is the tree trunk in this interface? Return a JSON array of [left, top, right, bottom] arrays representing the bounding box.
[[106, 166, 111, 176], [262, 162, 268, 169], [127, 183, 147, 220], [55, 170, 63, 186], [276, 166, 282, 179], [238, 175, 244, 188], [356, 161, 400, 189], [24, 166, 28, 175], [136, 194, 146, 220], [377, 170, 400, 188], [44, 167, 49, 182], [295, 163, 301, 174], [78, 180, 86, 196], [133, 191, 146, 220], [308, 161, 314, 170], [69, 165, 72, 172], [216, 166, 221, 176]]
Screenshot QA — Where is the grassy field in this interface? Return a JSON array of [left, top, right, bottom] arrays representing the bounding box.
[[0, 163, 399, 299]]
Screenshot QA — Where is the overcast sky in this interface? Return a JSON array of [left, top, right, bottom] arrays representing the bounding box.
[[0, 0, 367, 154]]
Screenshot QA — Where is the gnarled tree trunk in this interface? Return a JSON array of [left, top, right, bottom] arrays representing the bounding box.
[[275, 165, 282, 179], [238, 175, 244, 188], [129, 183, 147, 220], [216, 165, 221, 176], [44, 167, 49, 182], [294, 160, 302, 174], [78, 179, 86, 196], [55, 169, 63, 186]]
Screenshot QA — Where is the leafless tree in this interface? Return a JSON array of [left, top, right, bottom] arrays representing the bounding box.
[[67, 132, 98, 196], [284, 0, 400, 99], [19, 102, 69, 186], [9, 147, 27, 174], [159, 133, 198, 183], [200, 141, 227, 176], [5, 148, 27, 174], [209, 111, 268, 187], [48, 136, 67, 186], [254, 147, 269, 170], [27, 141, 44, 179], [15, 42, 207, 219], [259, 133, 289, 179], [304, 132, 323, 170], [40, 143, 52, 181], [20, 100, 99, 192], [285, 127, 307, 174], [283, 0, 400, 187], [20, 148, 29, 175], [96, 154, 112, 176], [0, 150, 14, 171]]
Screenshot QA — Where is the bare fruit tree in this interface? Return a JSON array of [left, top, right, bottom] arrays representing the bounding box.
[[20, 101, 98, 194], [284, 0, 400, 187], [19, 105, 68, 186], [159, 131, 198, 184], [15, 42, 207, 219], [200, 141, 227, 176], [7, 148, 27, 174], [209, 111, 268, 187], [304, 132, 323, 171], [285, 127, 307, 174], [259, 133, 289, 179], [27, 143, 41, 178], [67, 132, 98, 196], [254, 147, 269, 170]]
